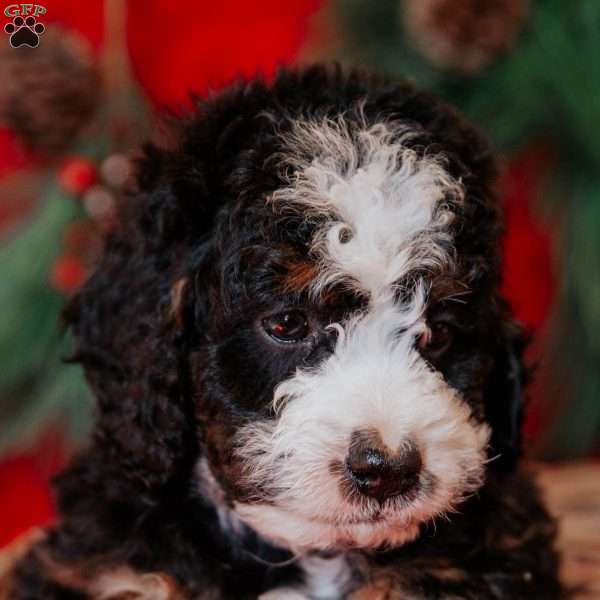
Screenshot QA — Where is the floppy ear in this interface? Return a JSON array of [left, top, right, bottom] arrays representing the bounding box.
[[484, 319, 529, 470], [63, 172, 211, 493]]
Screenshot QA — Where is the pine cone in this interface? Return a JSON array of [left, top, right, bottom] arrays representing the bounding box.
[[0, 26, 100, 155], [402, 0, 530, 75]]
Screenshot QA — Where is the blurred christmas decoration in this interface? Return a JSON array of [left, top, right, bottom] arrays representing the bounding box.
[[0, 435, 62, 547], [0, 27, 100, 156], [337, 0, 600, 457], [0, 0, 149, 457], [58, 157, 98, 195], [402, 0, 530, 74]]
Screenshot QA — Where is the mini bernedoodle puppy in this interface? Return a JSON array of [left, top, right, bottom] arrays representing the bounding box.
[[9, 66, 563, 599]]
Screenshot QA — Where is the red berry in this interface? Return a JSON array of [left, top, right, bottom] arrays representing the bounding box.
[[49, 255, 87, 294], [58, 158, 97, 196]]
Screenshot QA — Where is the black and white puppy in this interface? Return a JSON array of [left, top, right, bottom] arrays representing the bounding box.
[[10, 66, 563, 600]]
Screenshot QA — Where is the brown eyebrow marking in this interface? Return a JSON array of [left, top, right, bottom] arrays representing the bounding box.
[[280, 257, 369, 309], [282, 260, 318, 294], [170, 277, 188, 327]]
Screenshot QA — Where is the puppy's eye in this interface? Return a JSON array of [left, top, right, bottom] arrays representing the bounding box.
[[263, 311, 309, 343], [418, 322, 453, 358]]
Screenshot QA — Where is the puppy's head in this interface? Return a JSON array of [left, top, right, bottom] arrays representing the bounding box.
[[66, 67, 525, 553]]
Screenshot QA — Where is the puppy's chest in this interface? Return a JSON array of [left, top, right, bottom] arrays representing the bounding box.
[[260, 555, 355, 600]]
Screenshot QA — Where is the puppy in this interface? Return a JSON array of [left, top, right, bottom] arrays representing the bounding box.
[[8, 66, 563, 599]]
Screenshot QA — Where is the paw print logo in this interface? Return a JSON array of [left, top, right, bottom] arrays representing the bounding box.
[[4, 15, 45, 48]]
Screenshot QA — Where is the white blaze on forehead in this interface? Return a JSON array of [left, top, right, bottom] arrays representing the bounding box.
[[271, 116, 464, 301]]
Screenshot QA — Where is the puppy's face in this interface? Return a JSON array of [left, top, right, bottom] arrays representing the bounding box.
[[192, 115, 505, 552]]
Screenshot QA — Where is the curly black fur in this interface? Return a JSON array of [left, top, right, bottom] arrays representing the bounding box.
[[8, 65, 563, 599]]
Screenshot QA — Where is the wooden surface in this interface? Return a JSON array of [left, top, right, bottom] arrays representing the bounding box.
[[1, 461, 598, 598], [537, 461, 600, 599]]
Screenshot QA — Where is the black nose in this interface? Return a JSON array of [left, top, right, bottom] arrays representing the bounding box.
[[346, 431, 422, 503]]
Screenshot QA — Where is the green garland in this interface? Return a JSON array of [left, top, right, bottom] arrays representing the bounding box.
[[0, 182, 92, 454]]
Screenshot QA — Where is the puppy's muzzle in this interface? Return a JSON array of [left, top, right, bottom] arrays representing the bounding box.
[[345, 430, 422, 503]]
